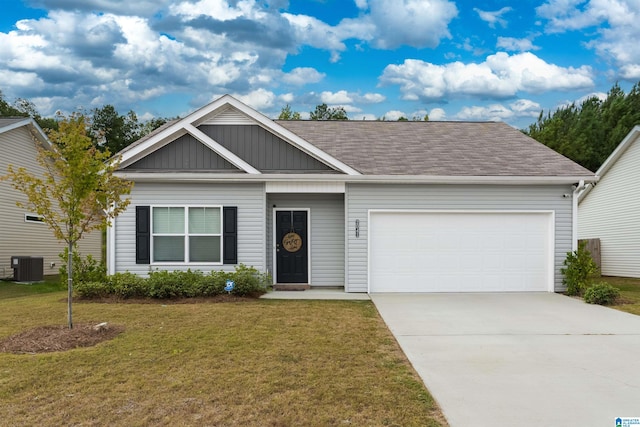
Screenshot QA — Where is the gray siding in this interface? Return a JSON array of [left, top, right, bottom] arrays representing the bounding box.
[[345, 184, 574, 293], [579, 134, 640, 277], [114, 182, 265, 275], [266, 194, 345, 286], [126, 134, 238, 171], [0, 125, 101, 278], [199, 125, 335, 173]]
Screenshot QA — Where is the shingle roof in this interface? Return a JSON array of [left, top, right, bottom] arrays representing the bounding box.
[[277, 120, 594, 177]]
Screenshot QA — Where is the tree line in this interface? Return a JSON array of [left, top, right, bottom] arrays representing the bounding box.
[[5, 83, 640, 170], [1, 90, 172, 155], [524, 82, 640, 172]]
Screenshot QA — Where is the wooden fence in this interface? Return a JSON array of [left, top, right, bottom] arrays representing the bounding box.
[[578, 238, 601, 270]]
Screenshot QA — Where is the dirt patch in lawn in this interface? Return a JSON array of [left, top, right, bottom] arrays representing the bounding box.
[[0, 323, 124, 354]]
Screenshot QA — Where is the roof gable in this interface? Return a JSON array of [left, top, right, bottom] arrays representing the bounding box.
[[0, 117, 49, 147], [579, 125, 640, 201], [118, 95, 360, 175]]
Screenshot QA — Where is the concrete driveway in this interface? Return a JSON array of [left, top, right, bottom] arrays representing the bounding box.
[[370, 293, 640, 426]]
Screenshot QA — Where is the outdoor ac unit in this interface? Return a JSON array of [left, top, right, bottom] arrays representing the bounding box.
[[11, 256, 44, 282]]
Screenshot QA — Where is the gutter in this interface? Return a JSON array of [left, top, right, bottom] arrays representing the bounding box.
[[114, 171, 597, 186]]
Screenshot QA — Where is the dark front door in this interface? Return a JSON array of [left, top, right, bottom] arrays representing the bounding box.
[[276, 210, 308, 283]]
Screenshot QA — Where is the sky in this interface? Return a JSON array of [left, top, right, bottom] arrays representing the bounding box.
[[1, 0, 639, 129]]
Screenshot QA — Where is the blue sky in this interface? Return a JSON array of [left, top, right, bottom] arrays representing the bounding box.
[[1, 0, 639, 128]]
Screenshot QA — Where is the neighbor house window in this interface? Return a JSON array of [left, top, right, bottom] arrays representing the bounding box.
[[152, 206, 222, 263], [25, 213, 45, 224]]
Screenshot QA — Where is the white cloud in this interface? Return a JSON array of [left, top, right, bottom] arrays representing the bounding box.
[[380, 52, 594, 101], [232, 88, 277, 110], [474, 7, 512, 28], [497, 37, 540, 52], [170, 0, 263, 21], [279, 92, 295, 103], [283, 12, 347, 56], [429, 108, 447, 120], [457, 104, 512, 121], [537, 0, 640, 79], [365, 0, 458, 49], [361, 93, 386, 103], [455, 99, 542, 122], [320, 90, 353, 104], [383, 110, 407, 120], [282, 67, 325, 86]]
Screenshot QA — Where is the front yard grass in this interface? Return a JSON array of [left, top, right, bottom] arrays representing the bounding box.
[[0, 292, 447, 426], [0, 275, 64, 299], [600, 276, 640, 315]]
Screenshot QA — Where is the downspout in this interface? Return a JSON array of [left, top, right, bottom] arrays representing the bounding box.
[[107, 220, 116, 275], [572, 180, 586, 251]]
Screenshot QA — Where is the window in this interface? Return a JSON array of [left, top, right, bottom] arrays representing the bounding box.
[[152, 206, 222, 263], [25, 213, 45, 224]]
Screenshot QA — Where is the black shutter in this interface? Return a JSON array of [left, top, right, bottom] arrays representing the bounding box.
[[223, 206, 237, 264], [136, 206, 150, 264]]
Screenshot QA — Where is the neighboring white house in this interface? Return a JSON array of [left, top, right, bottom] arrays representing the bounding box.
[[579, 125, 640, 278], [0, 117, 102, 280], [109, 95, 596, 293]]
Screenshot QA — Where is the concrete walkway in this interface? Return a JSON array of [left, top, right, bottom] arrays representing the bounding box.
[[260, 288, 370, 300], [370, 293, 640, 427]]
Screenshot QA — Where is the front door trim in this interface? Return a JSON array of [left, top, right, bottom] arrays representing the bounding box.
[[272, 208, 311, 284]]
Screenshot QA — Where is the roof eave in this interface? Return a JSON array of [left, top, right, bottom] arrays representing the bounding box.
[[115, 171, 596, 185]]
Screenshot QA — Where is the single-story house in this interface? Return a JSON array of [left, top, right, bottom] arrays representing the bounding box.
[[109, 95, 595, 293], [0, 117, 102, 280], [579, 125, 640, 278]]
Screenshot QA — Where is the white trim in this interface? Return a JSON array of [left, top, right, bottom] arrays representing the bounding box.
[[183, 123, 261, 174], [116, 171, 596, 185], [150, 205, 224, 265], [265, 181, 345, 193], [366, 209, 556, 293], [272, 208, 311, 285]]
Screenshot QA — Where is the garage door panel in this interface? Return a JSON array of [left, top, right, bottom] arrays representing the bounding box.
[[369, 212, 552, 292]]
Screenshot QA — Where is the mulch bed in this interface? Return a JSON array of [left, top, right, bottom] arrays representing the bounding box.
[[0, 323, 125, 354]]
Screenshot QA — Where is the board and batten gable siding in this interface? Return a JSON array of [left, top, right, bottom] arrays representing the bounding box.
[[113, 182, 265, 275], [345, 184, 573, 292], [579, 135, 640, 277], [0, 125, 101, 278], [125, 134, 239, 171], [198, 125, 336, 173], [266, 194, 345, 286]]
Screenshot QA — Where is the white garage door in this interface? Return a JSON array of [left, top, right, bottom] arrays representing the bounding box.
[[369, 211, 553, 292]]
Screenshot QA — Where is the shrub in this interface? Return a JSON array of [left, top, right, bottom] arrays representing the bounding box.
[[147, 269, 205, 298], [75, 281, 111, 298], [108, 272, 147, 299], [584, 283, 620, 305], [59, 249, 107, 284], [74, 265, 269, 299], [197, 270, 231, 296], [230, 264, 270, 296], [561, 241, 599, 296]]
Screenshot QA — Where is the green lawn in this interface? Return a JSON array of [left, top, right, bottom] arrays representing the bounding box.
[[0, 290, 447, 426], [599, 276, 640, 315], [0, 275, 64, 299]]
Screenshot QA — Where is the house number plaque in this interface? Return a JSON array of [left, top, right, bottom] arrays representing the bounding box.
[[282, 232, 302, 252]]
